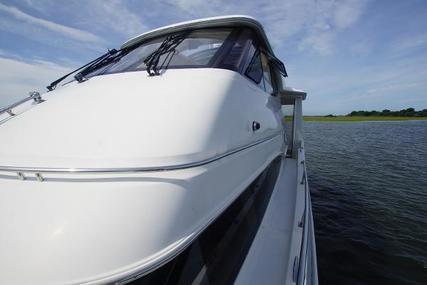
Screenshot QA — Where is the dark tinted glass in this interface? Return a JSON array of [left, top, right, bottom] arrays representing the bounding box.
[[219, 29, 254, 72], [244, 49, 263, 84], [261, 53, 274, 93]]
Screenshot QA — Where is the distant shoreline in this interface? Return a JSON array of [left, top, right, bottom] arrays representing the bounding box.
[[303, 116, 427, 122]]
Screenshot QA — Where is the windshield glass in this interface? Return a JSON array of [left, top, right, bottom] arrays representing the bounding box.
[[86, 29, 232, 78]]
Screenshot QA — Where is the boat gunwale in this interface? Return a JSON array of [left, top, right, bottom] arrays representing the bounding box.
[[0, 151, 285, 285], [0, 132, 282, 175]]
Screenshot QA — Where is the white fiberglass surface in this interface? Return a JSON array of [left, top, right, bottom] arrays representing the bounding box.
[[0, 135, 282, 285], [0, 68, 281, 169]]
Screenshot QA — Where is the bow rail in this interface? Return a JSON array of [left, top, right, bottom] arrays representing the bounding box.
[[0, 91, 44, 117]]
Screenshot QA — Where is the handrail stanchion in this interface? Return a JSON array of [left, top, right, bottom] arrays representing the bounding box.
[[0, 91, 43, 117]]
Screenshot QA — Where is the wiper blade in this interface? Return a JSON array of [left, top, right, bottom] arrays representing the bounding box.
[[74, 49, 131, 82], [46, 49, 118, 91], [144, 31, 190, 76]]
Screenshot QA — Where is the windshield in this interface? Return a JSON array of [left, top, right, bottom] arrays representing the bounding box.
[[86, 29, 232, 78]]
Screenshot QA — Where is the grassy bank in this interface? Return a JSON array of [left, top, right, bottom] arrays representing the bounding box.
[[303, 116, 427, 122]]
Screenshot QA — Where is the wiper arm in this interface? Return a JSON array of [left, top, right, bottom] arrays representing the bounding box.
[[46, 49, 118, 91], [144, 31, 190, 76], [74, 48, 131, 82]]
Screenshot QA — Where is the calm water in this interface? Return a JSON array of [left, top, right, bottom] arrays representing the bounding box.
[[304, 120, 427, 285]]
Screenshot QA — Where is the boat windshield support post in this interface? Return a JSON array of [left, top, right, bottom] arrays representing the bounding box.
[[278, 87, 307, 159]]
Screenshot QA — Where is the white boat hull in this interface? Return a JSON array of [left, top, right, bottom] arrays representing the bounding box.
[[0, 15, 317, 285], [0, 135, 282, 285]]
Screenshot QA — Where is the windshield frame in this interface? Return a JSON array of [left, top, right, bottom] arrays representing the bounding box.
[[49, 25, 286, 91], [84, 27, 239, 79]]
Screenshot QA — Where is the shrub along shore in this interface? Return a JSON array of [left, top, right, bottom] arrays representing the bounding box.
[[302, 108, 427, 122], [303, 116, 427, 122]]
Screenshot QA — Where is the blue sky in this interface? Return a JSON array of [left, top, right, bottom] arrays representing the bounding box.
[[0, 0, 426, 114]]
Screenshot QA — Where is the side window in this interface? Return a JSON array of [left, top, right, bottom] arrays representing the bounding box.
[[220, 29, 254, 71], [243, 45, 276, 94], [244, 47, 264, 87], [261, 53, 274, 94]]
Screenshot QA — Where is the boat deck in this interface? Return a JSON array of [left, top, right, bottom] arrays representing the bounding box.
[[235, 157, 305, 284]]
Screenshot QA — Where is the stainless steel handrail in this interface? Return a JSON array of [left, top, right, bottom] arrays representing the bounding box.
[[297, 148, 310, 284], [296, 147, 318, 285], [307, 191, 319, 285], [0, 92, 43, 116], [0, 132, 282, 175]]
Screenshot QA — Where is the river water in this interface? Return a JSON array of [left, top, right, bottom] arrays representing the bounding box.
[[304, 120, 427, 285]]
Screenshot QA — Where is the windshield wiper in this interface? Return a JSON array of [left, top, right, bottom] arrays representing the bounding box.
[[47, 32, 189, 90], [144, 31, 190, 76], [46, 48, 119, 91], [74, 49, 132, 83]]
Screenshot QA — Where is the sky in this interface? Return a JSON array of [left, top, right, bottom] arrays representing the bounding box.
[[0, 0, 426, 115]]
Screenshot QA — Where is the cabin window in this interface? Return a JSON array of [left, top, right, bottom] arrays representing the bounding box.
[[261, 53, 274, 94], [218, 29, 255, 72], [208, 28, 278, 95], [229, 30, 277, 94], [85, 29, 233, 78], [244, 48, 264, 86], [81, 26, 284, 92], [243, 49, 278, 94]]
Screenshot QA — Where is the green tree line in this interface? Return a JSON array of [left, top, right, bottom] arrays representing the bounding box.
[[347, 108, 427, 117]]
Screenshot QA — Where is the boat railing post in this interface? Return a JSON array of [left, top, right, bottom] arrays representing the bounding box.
[[279, 87, 306, 159], [0, 91, 44, 117], [292, 97, 303, 159]]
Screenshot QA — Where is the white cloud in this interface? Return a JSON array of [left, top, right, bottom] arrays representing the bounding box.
[[163, 0, 368, 55], [297, 0, 368, 55], [89, 0, 148, 38], [0, 56, 71, 108], [1, 0, 367, 55], [333, 0, 366, 29], [20, 0, 148, 41], [391, 33, 427, 54], [0, 3, 103, 44], [299, 31, 335, 56]]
